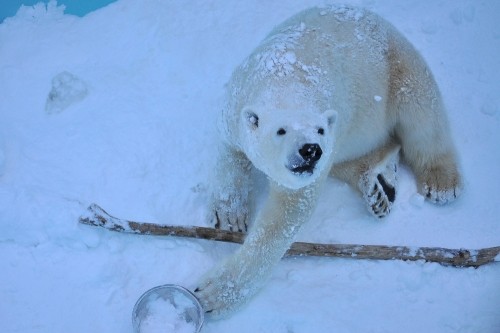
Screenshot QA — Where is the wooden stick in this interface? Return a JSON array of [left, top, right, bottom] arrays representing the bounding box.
[[79, 203, 500, 268]]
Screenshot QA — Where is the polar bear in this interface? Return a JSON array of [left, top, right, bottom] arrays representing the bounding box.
[[195, 6, 462, 317]]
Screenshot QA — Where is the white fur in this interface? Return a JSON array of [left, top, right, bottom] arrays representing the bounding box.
[[196, 5, 462, 317]]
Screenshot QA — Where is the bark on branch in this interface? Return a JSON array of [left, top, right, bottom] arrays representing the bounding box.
[[79, 203, 500, 268]]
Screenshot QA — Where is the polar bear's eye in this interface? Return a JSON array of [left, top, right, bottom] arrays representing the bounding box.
[[318, 127, 325, 135], [277, 128, 286, 136]]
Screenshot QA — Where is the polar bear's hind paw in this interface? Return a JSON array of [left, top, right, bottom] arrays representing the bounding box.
[[366, 173, 396, 218], [359, 156, 398, 219]]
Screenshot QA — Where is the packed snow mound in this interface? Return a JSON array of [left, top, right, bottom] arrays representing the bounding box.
[[46, 71, 88, 114]]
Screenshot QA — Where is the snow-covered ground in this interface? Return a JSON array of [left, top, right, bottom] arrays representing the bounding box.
[[1, 0, 499, 332]]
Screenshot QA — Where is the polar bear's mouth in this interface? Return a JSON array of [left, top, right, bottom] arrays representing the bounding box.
[[289, 163, 316, 175]]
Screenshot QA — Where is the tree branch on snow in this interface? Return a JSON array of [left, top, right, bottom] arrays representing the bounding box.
[[79, 203, 500, 268]]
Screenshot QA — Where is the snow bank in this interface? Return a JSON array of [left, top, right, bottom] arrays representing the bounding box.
[[0, 0, 499, 332]]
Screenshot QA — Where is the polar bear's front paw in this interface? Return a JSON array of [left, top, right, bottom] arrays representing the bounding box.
[[194, 269, 249, 317], [360, 165, 397, 218], [209, 195, 249, 232], [212, 208, 248, 232], [418, 165, 462, 205]]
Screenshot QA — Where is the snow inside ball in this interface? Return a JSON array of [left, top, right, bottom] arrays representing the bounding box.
[[132, 285, 203, 333]]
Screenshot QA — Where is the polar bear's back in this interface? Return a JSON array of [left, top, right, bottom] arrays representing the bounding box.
[[223, 5, 434, 162], [224, 6, 396, 153]]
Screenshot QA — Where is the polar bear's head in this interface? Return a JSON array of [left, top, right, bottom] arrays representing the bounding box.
[[240, 107, 337, 189]]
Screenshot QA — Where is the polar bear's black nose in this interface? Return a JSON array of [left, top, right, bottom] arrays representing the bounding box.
[[299, 143, 322, 162]]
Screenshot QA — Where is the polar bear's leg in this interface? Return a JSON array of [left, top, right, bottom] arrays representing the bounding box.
[[196, 180, 321, 317], [209, 145, 252, 232], [331, 142, 400, 218], [388, 35, 462, 204]]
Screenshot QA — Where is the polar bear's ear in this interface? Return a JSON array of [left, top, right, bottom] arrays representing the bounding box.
[[242, 108, 259, 129], [324, 109, 337, 128]]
